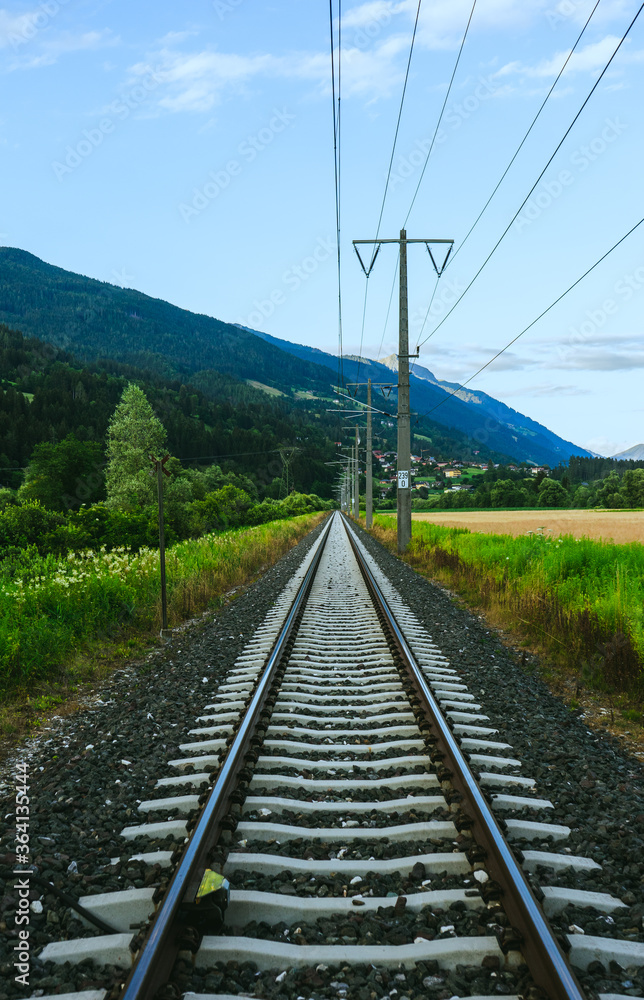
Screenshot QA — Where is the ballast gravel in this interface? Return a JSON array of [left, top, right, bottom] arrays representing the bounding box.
[[351, 520, 644, 997], [0, 521, 328, 1000], [186, 957, 528, 1000], [2, 516, 644, 1000], [226, 867, 470, 900]]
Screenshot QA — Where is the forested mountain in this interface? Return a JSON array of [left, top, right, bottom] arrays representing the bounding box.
[[252, 332, 591, 467], [0, 247, 333, 393], [0, 325, 507, 498], [0, 247, 590, 467], [0, 326, 337, 496]]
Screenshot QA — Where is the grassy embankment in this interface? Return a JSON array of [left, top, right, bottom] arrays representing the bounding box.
[[372, 515, 644, 702], [0, 513, 324, 723]]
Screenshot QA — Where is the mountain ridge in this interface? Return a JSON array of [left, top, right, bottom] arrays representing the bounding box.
[[252, 330, 590, 466], [612, 444, 644, 461], [0, 246, 590, 467]]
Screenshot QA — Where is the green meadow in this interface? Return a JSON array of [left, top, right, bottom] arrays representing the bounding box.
[[1, 513, 323, 698], [373, 515, 644, 696]]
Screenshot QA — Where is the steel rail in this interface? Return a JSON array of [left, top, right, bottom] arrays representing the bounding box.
[[119, 514, 334, 1000], [342, 514, 586, 1000]]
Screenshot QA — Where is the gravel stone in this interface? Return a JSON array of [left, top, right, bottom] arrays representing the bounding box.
[[0, 521, 327, 999]]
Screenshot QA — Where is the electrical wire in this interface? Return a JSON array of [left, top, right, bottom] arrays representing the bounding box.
[[370, 0, 475, 377], [413, 0, 600, 350], [374, 0, 423, 246], [178, 448, 283, 463], [375, 251, 400, 363], [329, 0, 344, 390], [333, 388, 398, 419], [355, 0, 423, 384], [446, 0, 602, 269], [416, 1, 643, 350], [417, 215, 644, 422], [410, 272, 439, 376], [403, 0, 478, 228]]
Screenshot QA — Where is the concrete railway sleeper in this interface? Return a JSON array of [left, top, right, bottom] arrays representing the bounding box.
[[28, 513, 644, 1000]]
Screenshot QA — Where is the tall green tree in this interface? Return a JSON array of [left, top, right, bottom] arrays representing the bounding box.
[[105, 384, 167, 510], [620, 469, 644, 508], [19, 435, 105, 511], [537, 478, 569, 508]]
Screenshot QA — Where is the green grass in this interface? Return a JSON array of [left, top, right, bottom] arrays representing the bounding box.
[[0, 514, 324, 697], [373, 515, 644, 696]]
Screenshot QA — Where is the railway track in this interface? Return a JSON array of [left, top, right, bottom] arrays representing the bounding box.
[[7, 512, 644, 1000]]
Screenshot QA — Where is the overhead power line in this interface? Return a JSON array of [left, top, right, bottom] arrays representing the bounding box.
[[373, 0, 423, 246], [417, 1, 644, 350], [375, 251, 400, 361], [445, 0, 602, 270], [404, 0, 478, 228], [329, 0, 344, 390], [416, 215, 644, 422], [355, 0, 423, 384], [415, 0, 602, 350]]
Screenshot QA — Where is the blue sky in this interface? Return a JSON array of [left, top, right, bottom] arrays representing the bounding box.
[[1, 0, 643, 456]]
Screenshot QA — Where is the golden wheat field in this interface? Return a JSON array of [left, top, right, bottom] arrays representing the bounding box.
[[410, 509, 644, 543]]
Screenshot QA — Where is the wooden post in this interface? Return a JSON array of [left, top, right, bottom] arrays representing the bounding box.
[[354, 425, 360, 520], [151, 454, 172, 638], [157, 461, 167, 632], [397, 228, 411, 555], [366, 378, 373, 530]]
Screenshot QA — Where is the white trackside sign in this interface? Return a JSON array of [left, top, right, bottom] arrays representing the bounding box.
[[398, 470, 409, 489]]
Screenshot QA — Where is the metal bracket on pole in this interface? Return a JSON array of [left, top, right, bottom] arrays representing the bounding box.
[[352, 242, 381, 277], [352, 233, 453, 555], [425, 241, 454, 276]]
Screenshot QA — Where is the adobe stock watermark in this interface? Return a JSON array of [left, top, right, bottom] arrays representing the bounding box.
[[514, 117, 627, 232], [544, 0, 587, 29], [179, 108, 296, 223], [51, 66, 163, 181], [111, 267, 136, 287], [8, 0, 71, 50], [390, 76, 498, 190], [345, 5, 393, 52], [13, 759, 31, 988], [558, 262, 644, 364], [238, 236, 336, 329], [409, 276, 467, 332], [212, 0, 243, 21]]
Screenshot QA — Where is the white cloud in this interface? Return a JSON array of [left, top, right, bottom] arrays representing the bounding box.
[[115, 0, 642, 115], [555, 346, 644, 371], [583, 434, 632, 457], [416, 0, 548, 47], [497, 36, 644, 82], [1, 11, 118, 71], [525, 35, 623, 77], [494, 382, 591, 397], [128, 49, 277, 113], [341, 1, 404, 30], [419, 330, 644, 380], [0, 9, 35, 47], [343, 0, 553, 50], [564, 0, 632, 29], [131, 33, 417, 113]]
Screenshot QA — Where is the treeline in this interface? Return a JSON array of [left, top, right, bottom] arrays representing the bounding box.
[[0, 323, 511, 506], [419, 464, 644, 510], [0, 325, 340, 498], [420, 473, 565, 510], [0, 487, 334, 560], [552, 455, 644, 483], [0, 376, 338, 558]]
